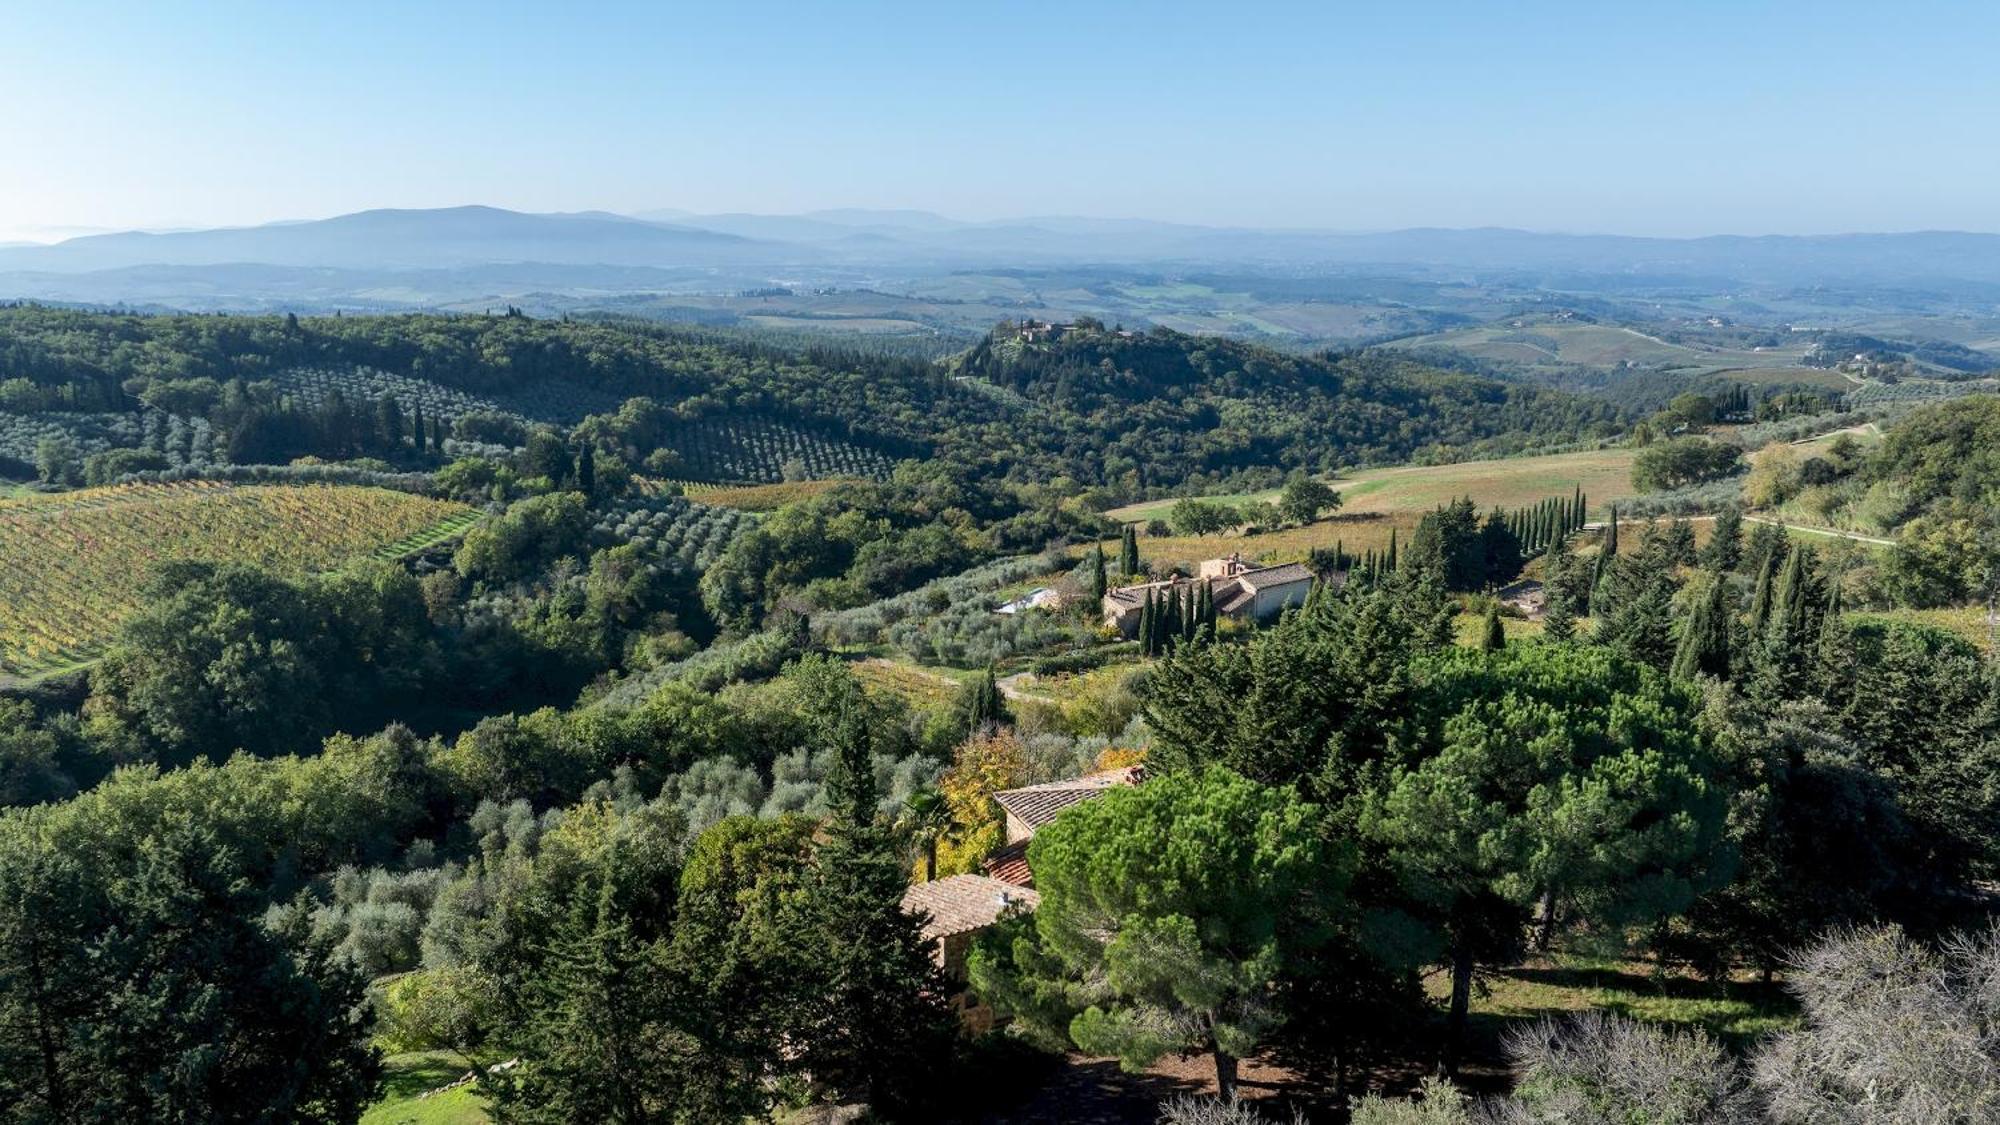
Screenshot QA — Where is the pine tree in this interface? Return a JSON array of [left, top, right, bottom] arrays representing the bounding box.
[[1089, 542, 1108, 604]]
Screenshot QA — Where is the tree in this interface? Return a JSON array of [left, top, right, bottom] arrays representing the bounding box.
[[1703, 505, 1744, 571], [971, 768, 1349, 1098], [1478, 603, 1506, 652], [377, 966, 502, 1073], [1278, 474, 1340, 526], [1406, 498, 1484, 591], [1541, 588, 1577, 643], [1671, 568, 1735, 681], [1757, 925, 2000, 1123], [958, 664, 1009, 733], [31, 436, 79, 486], [1365, 645, 1727, 1072], [1167, 497, 1237, 537], [0, 822, 383, 1122], [1120, 524, 1141, 579], [1632, 437, 1742, 492], [782, 767, 955, 1115], [575, 441, 597, 498], [491, 844, 716, 1124], [1479, 508, 1524, 585], [1088, 541, 1108, 604]]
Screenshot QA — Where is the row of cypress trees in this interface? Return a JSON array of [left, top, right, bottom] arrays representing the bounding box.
[[1138, 580, 1216, 657]]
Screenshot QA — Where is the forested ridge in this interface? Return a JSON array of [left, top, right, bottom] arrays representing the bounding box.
[[0, 305, 1622, 493]]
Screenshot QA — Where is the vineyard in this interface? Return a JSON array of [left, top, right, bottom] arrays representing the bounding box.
[[0, 482, 475, 678]]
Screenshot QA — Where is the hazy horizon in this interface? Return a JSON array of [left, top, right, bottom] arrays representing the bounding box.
[[6, 203, 1999, 250], [5, 0, 1998, 245]]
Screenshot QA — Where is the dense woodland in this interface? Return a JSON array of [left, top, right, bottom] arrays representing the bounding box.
[[0, 305, 1621, 494], [4, 308, 2000, 1123]]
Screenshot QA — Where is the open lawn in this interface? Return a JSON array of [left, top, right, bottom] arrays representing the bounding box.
[[0, 482, 474, 678], [360, 1052, 488, 1125]]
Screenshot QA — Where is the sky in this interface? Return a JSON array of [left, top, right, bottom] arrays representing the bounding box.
[[3, 0, 1998, 242]]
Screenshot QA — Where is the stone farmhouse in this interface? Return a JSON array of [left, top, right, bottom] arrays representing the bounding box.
[[1100, 554, 1314, 638], [900, 765, 1144, 990]]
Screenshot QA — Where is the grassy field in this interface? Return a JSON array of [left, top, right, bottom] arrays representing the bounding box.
[[1102, 446, 1638, 572], [1387, 319, 1813, 377], [0, 482, 474, 678], [1109, 445, 1638, 526], [1446, 955, 1798, 1054], [360, 1052, 488, 1125]]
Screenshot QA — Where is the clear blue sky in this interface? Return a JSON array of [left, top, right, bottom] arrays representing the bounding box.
[[3, 0, 1997, 240]]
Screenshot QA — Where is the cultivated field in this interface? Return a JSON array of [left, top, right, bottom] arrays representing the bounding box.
[[1110, 445, 1638, 524], [672, 477, 854, 510], [1103, 446, 1638, 573], [0, 482, 474, 678], [1387, 319, 1813, 376]]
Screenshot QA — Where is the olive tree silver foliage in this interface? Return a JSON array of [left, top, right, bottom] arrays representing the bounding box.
[[1757, 924, 2000, 1124], [1487, 1013, 1754, 1124]]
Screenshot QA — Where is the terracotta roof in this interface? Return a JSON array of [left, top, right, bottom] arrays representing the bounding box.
[[1214, 582, 1256, 614], [901, 874, 1040, 941], [993, 766, 1144, 831], [983, 840, 1033, 887], [1238, 562, 1313, 590]]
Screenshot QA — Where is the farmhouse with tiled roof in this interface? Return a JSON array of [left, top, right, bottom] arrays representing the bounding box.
[[1101, 554, 1313, 638]]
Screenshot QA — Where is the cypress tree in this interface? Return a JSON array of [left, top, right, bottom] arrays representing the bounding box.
[[1672, 570, 1734, 681], [1200, 581, 1215, 632], [1756, 545, 1821, 699], [576, 442, 597, 498], [1120, 526, 1141, 579], [1748, 548, 1779, 635], [1139, 589, 1157, 656], [1479, 603, 1506, 652], [1703, 505, 1744, 572], [1089, 542, 1108, 604], [1542, 588, 1576, 643], [1164, 584, 1183, 651], [411, 402, 427, 455], [1386, 528, 1399, 572]]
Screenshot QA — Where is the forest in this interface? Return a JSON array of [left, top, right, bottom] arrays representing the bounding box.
[[3, 307, 2000, 1124]]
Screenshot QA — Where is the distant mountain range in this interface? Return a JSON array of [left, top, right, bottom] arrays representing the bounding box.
[[5, 205, 2000, 313]]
